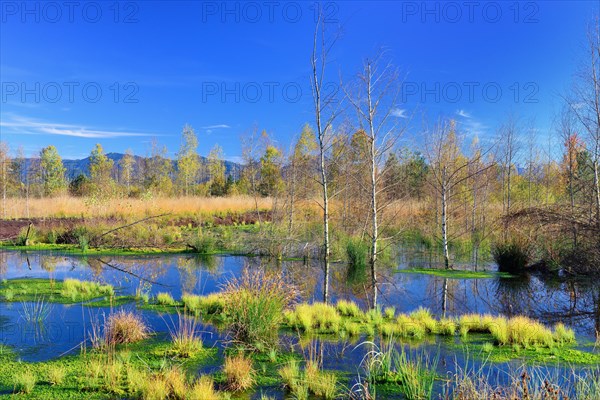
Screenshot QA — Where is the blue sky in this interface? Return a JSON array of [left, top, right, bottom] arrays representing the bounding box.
[[1, 0, 598, 161]]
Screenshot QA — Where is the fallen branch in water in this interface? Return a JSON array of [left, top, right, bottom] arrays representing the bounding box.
[[97, 258, 172, 288]]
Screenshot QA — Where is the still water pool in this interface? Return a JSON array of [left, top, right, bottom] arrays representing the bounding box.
[[0, 250, 598, 397]]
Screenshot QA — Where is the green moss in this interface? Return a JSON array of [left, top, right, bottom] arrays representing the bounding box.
[[0, 278, 115, 304], [0, 243, 190, 256], [396, 267, 514, 279], [456, 337, 600, 364], [83, 295, 138, 307], [0, 339, 217, 399]]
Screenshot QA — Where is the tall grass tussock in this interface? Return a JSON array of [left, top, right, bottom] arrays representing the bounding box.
[[223, 354, 255, 391], [103, 310, 150, 346], [12, 369, 37, 394], [168, 314, 203, 358], [222, 268, 299, 349]]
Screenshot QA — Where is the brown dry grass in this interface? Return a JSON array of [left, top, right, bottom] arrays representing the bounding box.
[[2, 195, 272, 219], [223, 354, 255, 391], [104, 310, 150, 345]]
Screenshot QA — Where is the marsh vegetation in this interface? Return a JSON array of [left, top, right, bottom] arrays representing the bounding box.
[[0, 252, 599, 399]]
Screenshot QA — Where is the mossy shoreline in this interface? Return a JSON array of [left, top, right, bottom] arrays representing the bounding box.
[[396, 267, 515, 279]]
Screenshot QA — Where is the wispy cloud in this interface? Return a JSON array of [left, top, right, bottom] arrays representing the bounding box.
[[201, 124, 230, 129], [391, 108, 408, 118], [456, 109, 471, 118], [460, 119, 489, 136], [0, 114, 156, 139]]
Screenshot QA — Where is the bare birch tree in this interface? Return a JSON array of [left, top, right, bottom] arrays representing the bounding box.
[[311, 10, 342, 303], [566, 16, 600, 228], [425, 119, 495, 269], [345, 52, 405, 309]]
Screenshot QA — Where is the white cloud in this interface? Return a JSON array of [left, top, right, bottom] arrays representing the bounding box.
[[0, 114, 155, 139], [391, 108, 408, 118], [456, 109, 471, 118], [460, 119, 488, 136], [201, 124, 230, 129]]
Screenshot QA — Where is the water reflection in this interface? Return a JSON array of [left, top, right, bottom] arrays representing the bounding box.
[[0, 250, 599, 350]]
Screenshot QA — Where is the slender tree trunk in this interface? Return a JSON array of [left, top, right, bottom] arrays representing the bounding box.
[[288, 160, 296, 235], [2, 160, 6, 219], [441, 168, 450, 269], [311, 14, 334, 304], [369, 134, 378, 309], [507, 162, 512, 214], [313, 58, 330, 304], [594, 157, 600, 228], [568, 151, 578, 248], [471, 175, 478, 269], [319, 143, 331, 304]]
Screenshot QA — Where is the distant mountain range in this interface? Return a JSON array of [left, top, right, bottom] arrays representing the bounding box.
[[33, 153, 243, 181]]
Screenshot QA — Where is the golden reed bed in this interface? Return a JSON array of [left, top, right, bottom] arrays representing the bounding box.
[[1, 196, 272, 219]]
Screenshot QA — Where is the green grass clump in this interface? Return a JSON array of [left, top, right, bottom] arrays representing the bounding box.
[[20, 295, 52, 322], [384, 306, 396, 319], [458, 313, 497, 335], [156, 292, 177, 306], [505, 316, 554, 348], [169, 315, 203, 358], [139, 366, 202, 400], [182, 292, 224, 315], [191, 232, 217, 254], [124, 364, 147, 397], [0, 278, 114, 303], [346, 237, 368, 282], [553, 323, 576, 345], [396, 314, 426, 339], [142, 373, 171, 400], [393, 349, 438, 400], [189, 376, 221, 400], [438, 318, 457, 336], [13, 369, 37, 394], [306, 362, 338, 399], [336, 299, 362, 317], [222, 269, 298, 350], [287, 303, 342, 333], [62, 278, 114, 301], [488, 316, 509, 345], [223, 354, 255, 391], [365, 308, 384, 329], [381, 322, 398, 337], [46, 365, 66, 386], [410, 307, 438, 333], [492, 240, 529, 273], [279, 359, 301, 390], [458, 314, 563, 349], [104, 310, 150, 346], [279, 360, 337, 400], [481, 342, 495, 352], [345, 321, 363, 336], [181, 292, 202, 311], [363, 341, 437, 399], [4, 289, 14, 301]]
